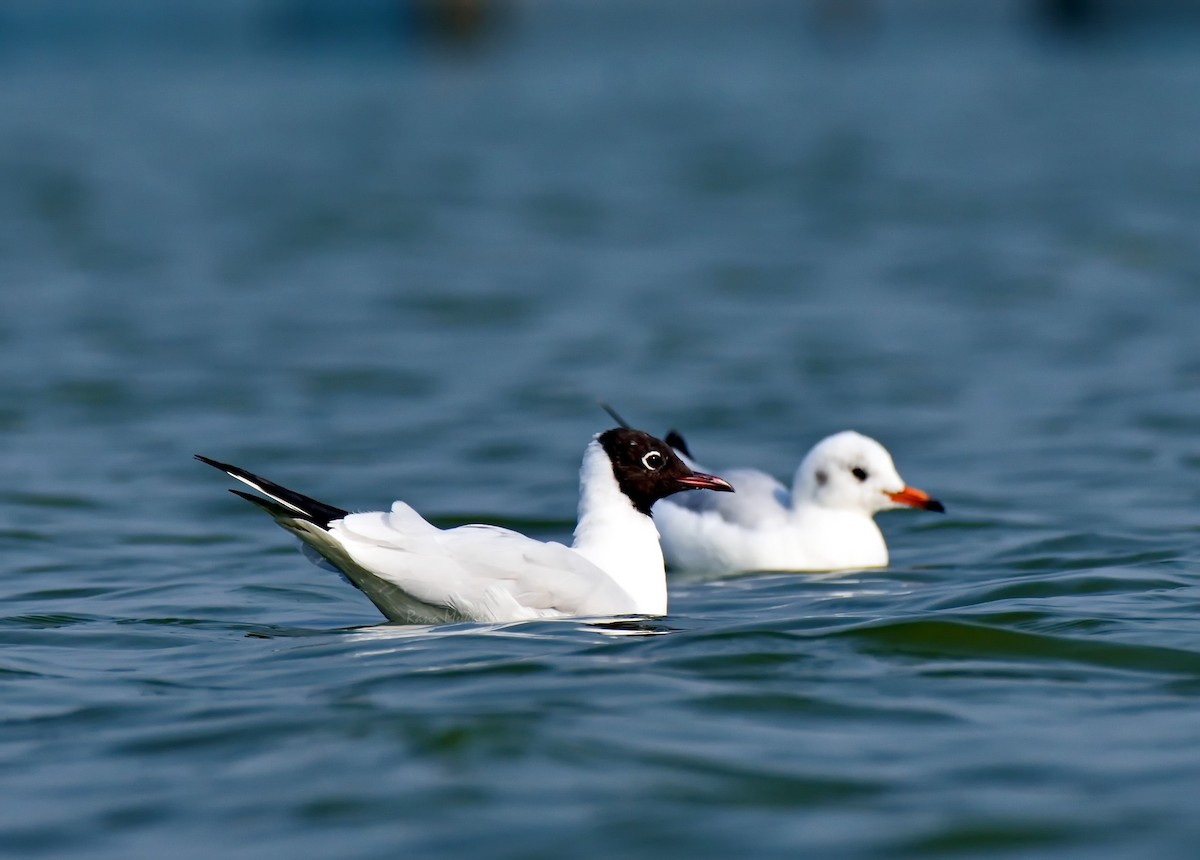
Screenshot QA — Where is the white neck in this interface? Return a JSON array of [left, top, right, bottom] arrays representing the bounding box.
[[790, 503, 889, 569], [571, 439, 668, 615]]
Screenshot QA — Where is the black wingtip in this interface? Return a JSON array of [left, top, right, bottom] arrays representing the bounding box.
[[597, 401, 632, 429], [197, 454, 350, 528], [228, 488, 294, 519], [195, 453, 230, 471], [664, 430, 693, 460]]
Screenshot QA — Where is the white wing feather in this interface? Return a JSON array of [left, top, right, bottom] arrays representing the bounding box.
[[325, 502, 637, 622]]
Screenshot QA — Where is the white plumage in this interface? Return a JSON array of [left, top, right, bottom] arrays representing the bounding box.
[[197, 428, 732, 624], [654, 429, 943, 575]]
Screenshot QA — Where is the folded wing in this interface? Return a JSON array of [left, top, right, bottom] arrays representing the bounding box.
[[325, 502, 639, 622]]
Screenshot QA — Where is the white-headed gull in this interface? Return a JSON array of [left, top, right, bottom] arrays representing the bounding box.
[[196, 428, 733, 624], [650, 426, 943, 575]]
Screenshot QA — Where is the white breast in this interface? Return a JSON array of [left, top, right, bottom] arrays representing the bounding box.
[[570, 440, 668, 615]]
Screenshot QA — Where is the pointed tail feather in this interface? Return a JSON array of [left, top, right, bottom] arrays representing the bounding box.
[[195, 455, 349, 528], [664, 430, 694, 461], [598, 401, 632, 429], [597, 402, 696, 463]]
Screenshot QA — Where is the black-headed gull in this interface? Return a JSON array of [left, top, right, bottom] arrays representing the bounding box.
[[651, 427, 944, 575], [196, 428, 733, 623]]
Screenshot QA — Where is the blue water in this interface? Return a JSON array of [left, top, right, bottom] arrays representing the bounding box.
[[3, 5, 1200, 857]]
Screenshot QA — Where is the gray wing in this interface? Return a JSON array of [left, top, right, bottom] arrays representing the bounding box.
[[656, 467, 791, 529]]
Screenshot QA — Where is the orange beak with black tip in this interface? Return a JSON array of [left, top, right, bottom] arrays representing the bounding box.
[[886, 485, 944, 512]]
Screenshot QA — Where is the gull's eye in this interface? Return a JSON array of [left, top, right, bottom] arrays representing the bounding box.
[[642, 450, 665, 471], [851, 467, 868, 482]]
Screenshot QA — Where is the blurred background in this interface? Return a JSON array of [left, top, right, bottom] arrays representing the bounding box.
[[4, 2, 1200, 858], [2, 0, 1198, 525]]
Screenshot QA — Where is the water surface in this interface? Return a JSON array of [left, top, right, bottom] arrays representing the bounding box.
[[2, 6, 1200, 858]]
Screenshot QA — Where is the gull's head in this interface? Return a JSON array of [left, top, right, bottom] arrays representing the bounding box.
[[793, 430, 943, 516], [596, 427, 734, 516]]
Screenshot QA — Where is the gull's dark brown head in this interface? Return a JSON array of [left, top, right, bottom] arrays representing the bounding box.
[[596, 427, 734, 516]]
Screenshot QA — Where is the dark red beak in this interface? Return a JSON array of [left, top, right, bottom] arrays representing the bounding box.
[[676, 471, 735, 493]]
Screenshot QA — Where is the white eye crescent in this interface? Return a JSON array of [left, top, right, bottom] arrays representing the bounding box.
[[642, 450, 665, 470]]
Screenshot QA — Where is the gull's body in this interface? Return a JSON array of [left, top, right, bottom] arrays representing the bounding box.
[[654, 430, 943, 575], [197, 428, 732, 624]]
